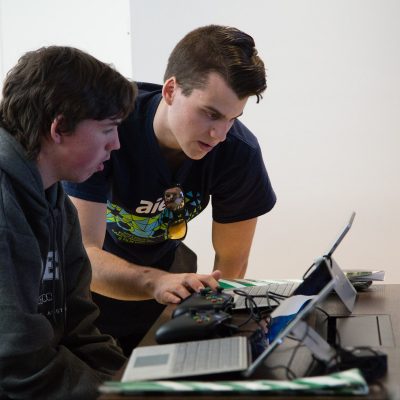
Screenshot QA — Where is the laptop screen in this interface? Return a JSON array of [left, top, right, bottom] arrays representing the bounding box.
[[325, 211, 355, 258], [244, 258, 336, 377], [244, 212, 359, 377]]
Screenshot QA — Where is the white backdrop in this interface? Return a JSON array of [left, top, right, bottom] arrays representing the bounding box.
[[1, 0, 400, 282], [0, 0, 132, 78], [130, 0, 400, 282]]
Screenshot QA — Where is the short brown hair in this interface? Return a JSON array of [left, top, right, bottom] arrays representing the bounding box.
[[0, 46, 137, 159], [164, 25, 266, 101]]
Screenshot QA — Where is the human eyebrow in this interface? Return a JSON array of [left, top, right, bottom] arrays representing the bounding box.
[[108, 118, 122, 126], [100, 119, 121, 133], [204, 106, 243, 121]]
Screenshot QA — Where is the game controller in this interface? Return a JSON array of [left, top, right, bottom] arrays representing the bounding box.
[[171, 287, 234, 318], [155, 309, 232, 344]]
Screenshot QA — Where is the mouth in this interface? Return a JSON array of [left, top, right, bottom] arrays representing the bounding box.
[[96, 156, 110, 172], [101, 155, 111, 165], [198, 141, 216, 151]]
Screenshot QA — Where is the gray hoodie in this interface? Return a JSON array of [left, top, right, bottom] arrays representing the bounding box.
[[0, 127, 126, 399]]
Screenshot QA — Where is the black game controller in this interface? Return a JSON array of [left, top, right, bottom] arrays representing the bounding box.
[[155, 309, 232, 344], [172, 287, 234, 318]]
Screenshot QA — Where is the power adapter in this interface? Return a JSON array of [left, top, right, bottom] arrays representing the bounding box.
[[329, 347, 387, 383]]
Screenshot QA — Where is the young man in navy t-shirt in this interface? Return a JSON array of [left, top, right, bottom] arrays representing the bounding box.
[[64, 25, 276, 355]]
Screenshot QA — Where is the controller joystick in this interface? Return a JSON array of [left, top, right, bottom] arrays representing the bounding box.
[[172, 287, 234, 318], [155, 309, 232, 344]]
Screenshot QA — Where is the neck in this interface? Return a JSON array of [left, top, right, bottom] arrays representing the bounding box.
[[153, 99, 186, 172], [36, 150, 58, 190], [153, 99, 179, 151]]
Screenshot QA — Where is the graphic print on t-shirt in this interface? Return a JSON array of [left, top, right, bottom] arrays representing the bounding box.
[[106, 191, 203, 245]]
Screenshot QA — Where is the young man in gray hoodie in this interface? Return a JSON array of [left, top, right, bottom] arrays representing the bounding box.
[[0, 46, 137, 399]]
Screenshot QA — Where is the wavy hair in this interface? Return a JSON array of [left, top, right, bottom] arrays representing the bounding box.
[[0, 46, 137, 159]]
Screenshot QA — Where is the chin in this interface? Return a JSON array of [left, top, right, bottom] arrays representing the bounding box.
[[185, 149, 207, 160], [192, 154, 206, 161], [73, 173, 93, 183]]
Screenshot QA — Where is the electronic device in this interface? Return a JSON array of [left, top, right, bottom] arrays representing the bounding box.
[[121, 213, 360, 382], [121, 258, 339, 382], [227, 281, 300, 310], [326, 347, 387, 383], [155, 309, 232, 344], [171, 287, 234, 318], [228, 211, 357, 312]]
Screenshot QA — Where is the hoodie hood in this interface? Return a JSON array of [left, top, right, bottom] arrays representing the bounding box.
[[0, 126, 66, 329], [0, 127, 48, 216]]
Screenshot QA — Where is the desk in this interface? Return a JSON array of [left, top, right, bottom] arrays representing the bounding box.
[[98, 284, 399, 399]]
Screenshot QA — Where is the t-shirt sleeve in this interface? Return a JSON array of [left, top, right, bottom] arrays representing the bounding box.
[[211, 142, 276, 223], [62, 167, 111, 204]]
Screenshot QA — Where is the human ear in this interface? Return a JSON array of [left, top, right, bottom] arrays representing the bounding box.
[[162, 77, 177, 105], [50, 115, 64, 144]]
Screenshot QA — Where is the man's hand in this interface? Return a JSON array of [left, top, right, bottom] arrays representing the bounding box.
[[152, 270, 222, 304]]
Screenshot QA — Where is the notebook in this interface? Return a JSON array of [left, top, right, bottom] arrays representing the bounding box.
[[121, 213, 357, 382], [228, 211, 356, 311]]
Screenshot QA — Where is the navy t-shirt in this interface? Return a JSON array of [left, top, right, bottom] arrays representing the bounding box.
[[63, 82, 276, 341], [64, 82, 276, 268]]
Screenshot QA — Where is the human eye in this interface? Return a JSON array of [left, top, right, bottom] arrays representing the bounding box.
[[205, 110, 220, 120], [103, 126, 118, 135]]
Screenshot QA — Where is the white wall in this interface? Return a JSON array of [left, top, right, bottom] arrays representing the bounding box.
[[130, 0, 400, 282], [1, 0, 399, 282], [0, 0, 132, 80]]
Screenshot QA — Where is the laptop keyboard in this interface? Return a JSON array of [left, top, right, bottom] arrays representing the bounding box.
[[173, 337, 241, 373], [233, 281, 300, 309]]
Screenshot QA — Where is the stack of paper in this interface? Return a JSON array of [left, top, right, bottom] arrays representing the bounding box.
[[344, 270, 385, 282]]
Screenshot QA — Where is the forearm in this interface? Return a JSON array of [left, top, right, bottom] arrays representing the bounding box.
[[213, 254, 248, 279], [86, 246, 221, 303], [70, 197, 220, 303], [87, 246, 168, 301], [212, 218, 257, 280]]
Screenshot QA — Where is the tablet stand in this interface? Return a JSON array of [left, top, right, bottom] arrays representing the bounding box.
[[289, 320, 336, 363]]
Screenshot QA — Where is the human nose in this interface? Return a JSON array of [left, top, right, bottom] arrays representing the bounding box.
[[107, 129, 120, 151], [209, 121, 232, 142]]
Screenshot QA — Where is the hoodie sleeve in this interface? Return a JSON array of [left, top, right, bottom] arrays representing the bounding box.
[[0, 178, 126, 400]]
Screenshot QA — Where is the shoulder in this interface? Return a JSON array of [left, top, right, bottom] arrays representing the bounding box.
[[212, 119, 262, 163], [137, 81, 162, 93], [226, 119, 260, 150], [134, 82, 162, 113], [119, 82, 162, 130]]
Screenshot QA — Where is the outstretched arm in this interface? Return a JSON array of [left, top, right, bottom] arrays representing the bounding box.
[[212, 218, 257, 279], [70, 196, 220, 304]]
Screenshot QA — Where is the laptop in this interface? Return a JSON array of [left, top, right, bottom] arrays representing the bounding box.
[[228, 211, 356, 311], [121, 257, 344, 382], [121, 213, 357, 382]]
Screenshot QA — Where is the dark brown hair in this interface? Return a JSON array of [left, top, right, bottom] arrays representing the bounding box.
[[0, 46, 137, 159], [164, 25, 266, 101]]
